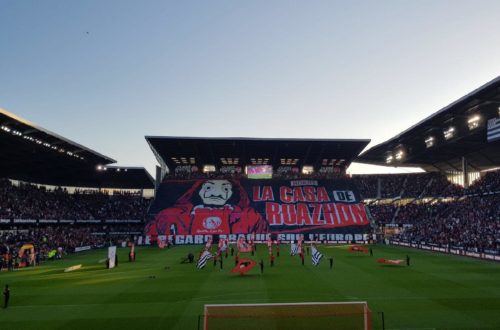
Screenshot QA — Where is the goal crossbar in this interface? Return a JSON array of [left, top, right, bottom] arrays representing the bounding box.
[[204, 301, 372, 330]]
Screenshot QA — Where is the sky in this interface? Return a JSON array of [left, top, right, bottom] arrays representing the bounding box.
[[1, 0, 500, 177]]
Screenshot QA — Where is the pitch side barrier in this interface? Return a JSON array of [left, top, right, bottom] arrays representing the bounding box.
[[389, 240, 500, 262], [142, 233, 376, 245]]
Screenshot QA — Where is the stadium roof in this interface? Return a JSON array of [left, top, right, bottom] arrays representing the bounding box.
[[357, 76, 500, 172], [146, 136, 370, 172], [1, 108, 153, 189], [91, 166, 154, 189]]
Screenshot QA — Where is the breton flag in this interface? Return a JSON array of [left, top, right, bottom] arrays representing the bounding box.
[[311, 245, 323, 266], [197, 250, 213, 269], [290, 241, 298, 256], [487, 118, 500, 142]]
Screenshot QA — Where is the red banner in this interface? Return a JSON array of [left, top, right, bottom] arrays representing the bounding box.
[[348, 245, 369, 253], [231, 259, 257, 275], [377, 258, 404, 265]]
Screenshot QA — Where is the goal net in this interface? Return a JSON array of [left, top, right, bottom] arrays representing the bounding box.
[[203, 301, 372, 330]]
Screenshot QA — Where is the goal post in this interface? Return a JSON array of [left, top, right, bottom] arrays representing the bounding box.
[[203, 301, 372, 330]]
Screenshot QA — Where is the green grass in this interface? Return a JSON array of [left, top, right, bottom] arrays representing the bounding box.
[[1, 244, 500, 329]]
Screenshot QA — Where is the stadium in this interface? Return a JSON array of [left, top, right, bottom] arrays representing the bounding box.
[[1, 74, 500, 329]]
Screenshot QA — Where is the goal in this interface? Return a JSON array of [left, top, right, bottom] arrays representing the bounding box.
[[203, 301, 372, 330]]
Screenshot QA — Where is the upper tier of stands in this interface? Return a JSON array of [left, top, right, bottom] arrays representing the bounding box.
[[367, 169, 500, 224], [352, 172, 465, 200], [0, 178, 151, 221]]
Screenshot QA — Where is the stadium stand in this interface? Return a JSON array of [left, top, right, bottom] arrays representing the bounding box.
[[352, 172, 463, 200], [364, 168, 500, 255], [0, 109, 153, 267], [0, 179, 149, 220], [357, 76, 500, 257], [393, 194, 500, 253], [2, 76, 500, 267], [466, 169, 500, 195], [351, 175, 379, 199]]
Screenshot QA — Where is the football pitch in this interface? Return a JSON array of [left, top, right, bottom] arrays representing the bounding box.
[[1, 244, 500, 330]]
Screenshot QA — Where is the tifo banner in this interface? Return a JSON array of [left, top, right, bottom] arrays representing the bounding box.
[[108, 246, 117, 269], [145, 178, 371, 240]]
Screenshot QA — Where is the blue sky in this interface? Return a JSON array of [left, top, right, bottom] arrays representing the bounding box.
[[1, 0, 500, 176]]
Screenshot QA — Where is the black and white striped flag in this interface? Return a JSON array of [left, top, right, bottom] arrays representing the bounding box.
[[311, 245, 323, 266], [197, 250, 213, 269], [487, 118, 500, 142], [290, 242, 298, 256]]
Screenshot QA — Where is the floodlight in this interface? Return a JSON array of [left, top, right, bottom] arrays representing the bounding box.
[[203, 165, 216, 173], [443, 127, 455, 140], [467, 115, 481, 130], [425, 136, 435, 148], [302, 165, 314, 174]]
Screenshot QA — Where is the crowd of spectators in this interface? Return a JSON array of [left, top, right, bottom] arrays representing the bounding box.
[[0, 179, 150, 220], [0, 179, 149, 269], [163, 170, 347, 181], [351, 175, 379, 199], [365, 170, 500, 253], [465, 170, 500, 195], [423, 174, 463, 197], [0, 224, 142, 269], [367, 204, 397, 225], [2, 168, 500, 262], [380, 174, 407, 199], [394, 195, 500, 253], [354, 172, 466, 199], [403, 173, 437, 198], [390, 202, 446, 225]]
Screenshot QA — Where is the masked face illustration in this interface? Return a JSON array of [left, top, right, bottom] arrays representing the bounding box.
[[199, 180, 233, 206]]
